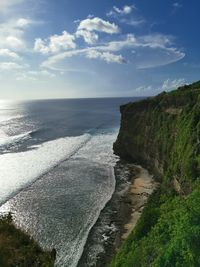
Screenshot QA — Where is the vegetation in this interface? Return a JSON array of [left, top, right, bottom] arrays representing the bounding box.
[[0, 213, 55, 267], [111, 81, 200, 267]]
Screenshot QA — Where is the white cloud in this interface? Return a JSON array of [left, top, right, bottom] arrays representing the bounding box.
[[0, 48, 21, 60], [136, 47, 185, 69], [0, 62, 26, 70], [107, 5, 134, 16], [76, 30, 98, 44], [34, 31, 76, 54], [126, 34, 185, 69], [16, 18, 33, 28], [114, 5, 133, 15], [86, 50, 126, 64], [28, 70, 55, 78], [104, 34, 137, 51], [161, 78, 186, 91], [138, 34, 173, 48], [77, 17, 119, 34], [0, 17, 33, 51], [41, 48, 126, 69], [41, 33, 185, 71], [135, 78, 186, 94], [48, 31, 76, 52], [5, 36, 25, 50], [107, 4, 145, 28], [120, 18, 145, 26], [34, 39, 49, 54], [16, 70, 55, 81]]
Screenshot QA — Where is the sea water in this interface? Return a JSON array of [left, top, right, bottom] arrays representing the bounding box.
[[0, 98, 138, 266]]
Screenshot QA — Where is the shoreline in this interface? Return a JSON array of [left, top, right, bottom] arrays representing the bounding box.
[[121, 166, 157, 240], [77, 161, 157, 267]]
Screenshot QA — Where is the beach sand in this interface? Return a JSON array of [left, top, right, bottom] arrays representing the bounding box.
[[122, 166, 157, 240]]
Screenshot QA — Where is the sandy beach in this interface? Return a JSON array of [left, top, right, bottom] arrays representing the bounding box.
[[122, 166, 157, 240]]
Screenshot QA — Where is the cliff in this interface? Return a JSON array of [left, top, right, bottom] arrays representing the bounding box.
[[110, 81, 200, 267]]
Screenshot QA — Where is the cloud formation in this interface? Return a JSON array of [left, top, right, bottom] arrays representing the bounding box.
[[16, 70, 55, 81], [77, 17, 119, 34], [136, 78, 187, 94], [120, 18, 145, 26], [0, 17, 34, 51], [34, 31, 76, 54], [0, 0, 186, 94], [107, 5, 134, 17], [86, 50, 126, 64], [162, 78, 186, 91], [107, 4, 146, 29], [41, 33, 185, 70], [0, 61, 27, 70], [16, 18, 33, 28], [0, 48, 21, 60], [75, 29, 98, 44]]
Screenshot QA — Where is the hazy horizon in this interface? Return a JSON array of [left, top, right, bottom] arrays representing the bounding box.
[[0, 95, 147, 101]]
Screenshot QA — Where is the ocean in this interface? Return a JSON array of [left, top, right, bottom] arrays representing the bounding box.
[[0, 98, 138, 267]]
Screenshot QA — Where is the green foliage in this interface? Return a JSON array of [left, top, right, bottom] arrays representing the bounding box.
[[110, 184, 200, 267], [110, 81, 200, 267], [0, 213, 55, 267]]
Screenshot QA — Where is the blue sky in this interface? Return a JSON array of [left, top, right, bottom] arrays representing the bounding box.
[[0, 0, 199, 99]]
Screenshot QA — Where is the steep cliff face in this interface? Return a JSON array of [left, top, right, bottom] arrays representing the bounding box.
[[110, 81, 200, 267], [114, 82, 200, 192]]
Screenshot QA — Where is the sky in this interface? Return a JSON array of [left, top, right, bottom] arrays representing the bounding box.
[[0, 0, 199, 99]]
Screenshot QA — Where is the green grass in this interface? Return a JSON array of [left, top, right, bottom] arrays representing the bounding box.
[[0, 213, 55, 267]]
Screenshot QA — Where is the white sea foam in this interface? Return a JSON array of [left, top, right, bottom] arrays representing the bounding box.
[[59, 131, 119, 267], [0, 114, 24, 123], [55, 166, 116, 267], [0, 130, 118, 267], [0, 134, 91, 204], [73, 131, 119, 166], [0, 131, 31, 148]]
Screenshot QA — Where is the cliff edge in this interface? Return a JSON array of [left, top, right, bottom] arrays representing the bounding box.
[[110, 81, 200, 267], [0, 213, 55, 267]]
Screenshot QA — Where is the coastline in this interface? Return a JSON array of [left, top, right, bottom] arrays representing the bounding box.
[[77, 161, 157, 267], [121, 166, 157, 240]]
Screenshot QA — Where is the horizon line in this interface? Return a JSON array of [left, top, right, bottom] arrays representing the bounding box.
[[0, 95, 151, 101]]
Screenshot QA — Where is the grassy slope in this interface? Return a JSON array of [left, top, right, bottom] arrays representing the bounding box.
[[110, 81, 200, 267], [0, 213, 55, 267]]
